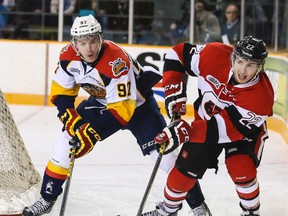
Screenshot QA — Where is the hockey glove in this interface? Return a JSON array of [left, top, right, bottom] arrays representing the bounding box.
[[69, 123, 102, 158], [59, 108, 84, 137], [154, 119, 192, 155], [164, 81, 187, 119]]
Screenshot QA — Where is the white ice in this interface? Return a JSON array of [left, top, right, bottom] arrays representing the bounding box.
[[10, 105, 288, 216]]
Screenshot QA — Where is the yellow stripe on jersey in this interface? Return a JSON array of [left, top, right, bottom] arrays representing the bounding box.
[[50, 80, 80, 97], [106, 99, 137, 122], [46, 159, 68, 176]]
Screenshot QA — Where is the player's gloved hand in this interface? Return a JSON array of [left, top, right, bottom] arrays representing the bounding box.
[[164, 81, 187, 119], [69, 123, 102, 158], [154, 119, 192, 155], [59, 108, 84, 137]]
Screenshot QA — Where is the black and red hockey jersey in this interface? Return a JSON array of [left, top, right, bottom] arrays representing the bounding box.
[[163, 42, 274, 144]]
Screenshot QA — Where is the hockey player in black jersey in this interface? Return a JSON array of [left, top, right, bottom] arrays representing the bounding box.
[[141, 35, 273, 216]]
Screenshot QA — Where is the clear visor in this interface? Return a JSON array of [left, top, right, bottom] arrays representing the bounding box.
[[233, 52, 263, 65], [71, 33, 102, 44]]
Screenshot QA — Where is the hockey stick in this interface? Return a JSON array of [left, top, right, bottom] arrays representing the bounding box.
[[136, 114, 177, 216], [59, 146, 76, 216]]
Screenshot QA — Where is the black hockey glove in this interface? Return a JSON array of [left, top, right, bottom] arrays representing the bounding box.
[[164, 81, 187, 119], [154, 119, 192, 154], [59, 108, 84, 137], [69, 123, 102, 158]]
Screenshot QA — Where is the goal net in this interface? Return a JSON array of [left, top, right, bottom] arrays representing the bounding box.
[[0, 90, 41, 215]]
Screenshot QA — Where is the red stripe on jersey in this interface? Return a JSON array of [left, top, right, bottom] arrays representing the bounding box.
[[109, 109, 127, 126]]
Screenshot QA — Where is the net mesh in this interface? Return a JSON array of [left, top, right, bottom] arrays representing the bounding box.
[[0, 90, 41, 214]]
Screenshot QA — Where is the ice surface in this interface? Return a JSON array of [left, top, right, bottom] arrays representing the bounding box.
[[10, 105, 288, 216]]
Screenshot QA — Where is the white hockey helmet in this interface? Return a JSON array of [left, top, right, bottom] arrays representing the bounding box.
[[70, 14, 102, 43], [70, 15, 103, 61]]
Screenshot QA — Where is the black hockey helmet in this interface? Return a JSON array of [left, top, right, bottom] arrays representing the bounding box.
[[233, 35, 268, 63]]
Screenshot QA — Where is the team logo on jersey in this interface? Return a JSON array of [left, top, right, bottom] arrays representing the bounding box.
[[207, 75, 222, 89], [206, 75, 232, 98], [81, 83, 106, 98], [204, 100, 222, 116], [69, 67, 80, 74], [181, 150, 189, 159], [204, 75, 234, 117], [109, 58, 128, 76]]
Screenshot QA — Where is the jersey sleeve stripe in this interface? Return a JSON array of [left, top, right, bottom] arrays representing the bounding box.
[[225, 105, 260, 137], [214, 114, 231, 143], [205, 116, 219, 143], [163, 59, 186, 74]]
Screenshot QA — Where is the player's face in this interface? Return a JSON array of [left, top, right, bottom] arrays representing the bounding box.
[[232, 56, 260, 84], [75, 36, 101, 63]]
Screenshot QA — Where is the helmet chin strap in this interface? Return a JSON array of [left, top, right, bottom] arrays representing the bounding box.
[[248, 63, 263, 81], [249, 72, 260, 83]]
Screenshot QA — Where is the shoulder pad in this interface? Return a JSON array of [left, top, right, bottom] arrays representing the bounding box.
[[98, 41, 131, 78], [59, 44, 80, 61]]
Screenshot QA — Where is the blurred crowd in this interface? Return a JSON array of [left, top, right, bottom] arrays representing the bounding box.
[[0, 0, 287, 48]]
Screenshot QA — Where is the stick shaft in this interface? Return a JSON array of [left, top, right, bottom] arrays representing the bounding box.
[[136, 114, 177, 216], [59, 147, 76, 216], [136, 148, 164, 216]]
